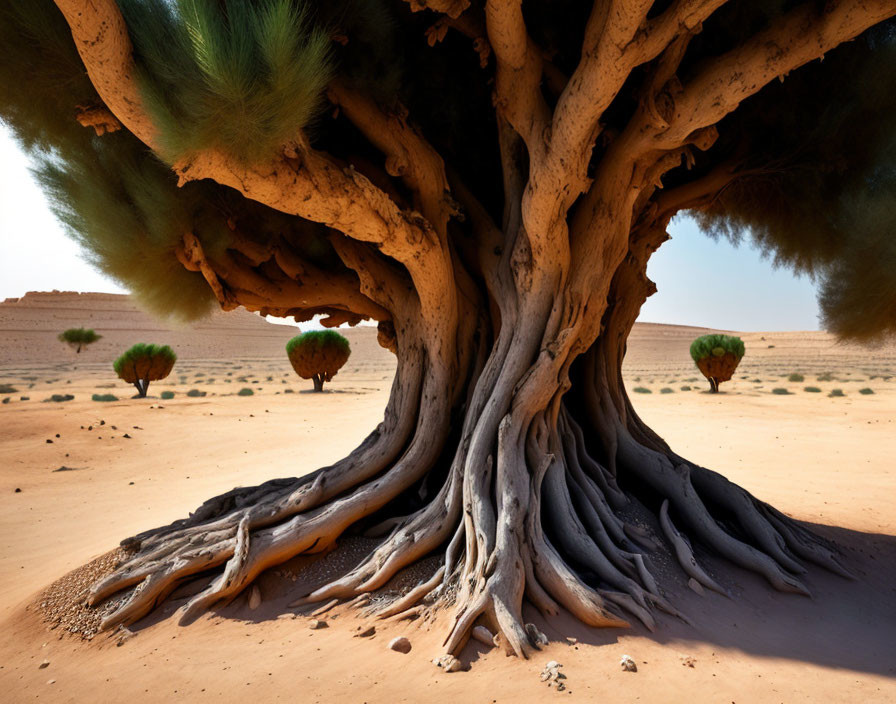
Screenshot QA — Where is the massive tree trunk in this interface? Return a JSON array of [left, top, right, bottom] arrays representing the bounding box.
[[50, 0, 890, 662]]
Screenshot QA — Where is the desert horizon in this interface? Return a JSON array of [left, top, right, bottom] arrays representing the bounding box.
[[1, 291, 893, 702]]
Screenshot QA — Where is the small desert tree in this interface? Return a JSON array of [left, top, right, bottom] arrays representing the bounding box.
[[690, 334, 745, 392], [287, 330, 351, 392], [58, 327, 101, 353], [113, 343, 176, 398]]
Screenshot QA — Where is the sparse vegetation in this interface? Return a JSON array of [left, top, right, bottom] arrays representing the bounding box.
[[818, 372, 836, 382], [803, 387, 822, 393], [237, 388, 254, 396], [92, 393, 118, 402], [632, 387, 652, 394], [771, 388, 792, 395], [788, 373, 804, 382], [286, 331, 351, 392], [0, 384, 18, 394], [680, 385, 692, 391], [859, 388, 875, 395], [58, 327, 101, 353], [161, 391, 175, 400], [44, 394, 74, 403], [690, 334, 745, 393], [829, 389, 846, 397], [186, 389, 206, 398], [660, 388, 674, 394], [113, 344, 177, 397]]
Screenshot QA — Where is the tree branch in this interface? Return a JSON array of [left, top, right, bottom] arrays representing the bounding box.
[[658, 0, 896, 146]]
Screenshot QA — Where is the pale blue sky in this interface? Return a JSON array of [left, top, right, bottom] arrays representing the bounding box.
[[0, 125, 821, 331]]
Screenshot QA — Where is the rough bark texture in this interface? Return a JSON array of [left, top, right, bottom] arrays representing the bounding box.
[[51, 0, 891, 659]]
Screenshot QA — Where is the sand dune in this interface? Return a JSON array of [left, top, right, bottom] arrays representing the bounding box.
[[1, 293, 894, 703]]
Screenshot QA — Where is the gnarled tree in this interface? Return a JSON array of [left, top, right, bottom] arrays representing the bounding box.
[[2, 0, 895, 658], [287, 330, 352, 391]]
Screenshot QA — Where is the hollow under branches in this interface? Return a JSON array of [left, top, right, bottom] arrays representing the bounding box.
[[81, 319, 853, 660]]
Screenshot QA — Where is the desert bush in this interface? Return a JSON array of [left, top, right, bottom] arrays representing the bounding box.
[[238, 388, 254, 396], [817, 372, 835, 381], [186, 389, 206, 397], [771, 388, 791, 395], [1, 397, 8, 404], [680, 385, 692, 391], [690, 334, 745, 392], [58, 327, 101, 353], [632, 387, 652, 394], [787, 373, 804, 382], [161, 391, 175, 400], [803, 386, 822, 393], [44, 394, 74, 402], [0, 384, 17, 394], [92, 393, 118, 402], [286, 330, 351, 392], [858, 387, 875, 395], [660, 387, 674, 394], [828, 389, 846, 397], [113, 343, 177, 397]]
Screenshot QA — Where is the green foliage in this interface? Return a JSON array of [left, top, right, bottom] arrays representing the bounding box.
[[0, 384, 17, 394], [859, 387, 875, 395], [771, 388, 791, 395], [237, 387, 254, 396], [817, 372, 836, 382], [113, 344, 177, 383], [59, 327, 101, 347], [286, 330, 351, 383], [787, 373, 804, 382], [44, 394, 74, 402], [119, 0, 332, 164], [632, 387, 652, 394], [660, 387, 674, 394], [286, 330, 350, 358], [161, 390, 176, 399], [689, 335, 745, 362], [92, 393, 118, 402], [186, 389, 207, 397], [803, 386, 822, 393], [828, 389, 846, 397], [680, 385, 692, 391]]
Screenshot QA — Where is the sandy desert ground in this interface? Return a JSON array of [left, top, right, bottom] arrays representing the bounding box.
[[0, 292, 894, 703]]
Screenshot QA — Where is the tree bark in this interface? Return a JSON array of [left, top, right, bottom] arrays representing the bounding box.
[[312, 374, 324, 393]]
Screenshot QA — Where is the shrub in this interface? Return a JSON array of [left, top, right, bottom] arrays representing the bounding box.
[[803, 386, 822, 393], [787, 373, 804, 382], [186, 389, 206, 397], [286, 330, 351, 392], [828, 389, 846, 397], [1, 397, 8, 404], [680, 385, 692, 391], [44, 394, 74, 402], [632, 387, 652, 394], [237, 387, 254, 396], [113, 343, 177, 397], [817, 372, 835, 382], [161, 390, 175, 400], [660, 387, 674, 394], [689, 334, 745, 393], [58, 327, 101, 353], [0, 384, 17, 394], [771, 388, 791, 395], [92, 393, 118, 402], [858, 387, 875, 395]]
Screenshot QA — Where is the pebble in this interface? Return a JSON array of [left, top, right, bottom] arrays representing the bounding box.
[[688, 578, 705, 595], [308, 619, 327, 630], [540, 661, 566, 691], [39, 660, 50, 669], [525, 623, 549, 646], [248, 585, 261, 610], [388, 637, 412, 654], [433, 655, 462, 673], [620, 654, 637, 672], [355, 625, 376, 638]]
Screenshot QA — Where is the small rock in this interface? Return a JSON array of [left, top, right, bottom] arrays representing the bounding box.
[[47, 679, 56, 685], [620, 654, 637, 672], [248, 584, 261, 610], [39, 660, 50, 669], [123, 433, 132, 439], [687, 578, 705, 595], [680, 655, 696, 668], [355, 625, 376, 638], [388, 637, 412, 654], [46, 439, 53, 444], [433, 654, 462, 672], [14, 488, 21, 493], [526, 623, 549, 646], [565, 637, 578, 645], [308, 619, 327, 630], [471, 625, 495, 647]]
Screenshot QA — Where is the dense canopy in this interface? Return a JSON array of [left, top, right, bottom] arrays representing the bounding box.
[[1, 0, 894, 338]]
